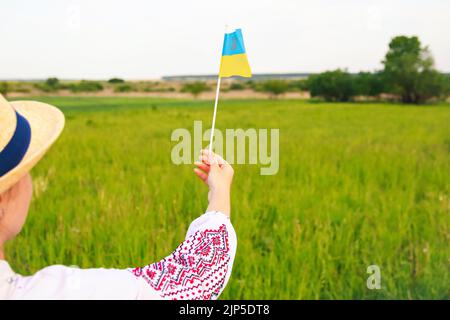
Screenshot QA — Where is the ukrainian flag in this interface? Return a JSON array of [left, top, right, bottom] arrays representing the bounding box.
[[219, 29, 251, 78]]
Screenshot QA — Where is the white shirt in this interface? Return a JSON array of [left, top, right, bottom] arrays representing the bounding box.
[[0, 211, 237, 300]]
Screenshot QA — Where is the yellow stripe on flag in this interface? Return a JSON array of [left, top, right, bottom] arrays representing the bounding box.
[[219, 53, 252, 78]]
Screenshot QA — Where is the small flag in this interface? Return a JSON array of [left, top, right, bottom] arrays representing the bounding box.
[[219, 29, 251, 78]]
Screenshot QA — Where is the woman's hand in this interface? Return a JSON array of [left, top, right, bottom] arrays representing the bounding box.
[[194, 149, 234, 217]]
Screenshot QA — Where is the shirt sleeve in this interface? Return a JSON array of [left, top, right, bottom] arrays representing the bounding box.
[[9, 264, 159, 300], [130, 211, 237, 300], [7, 211, 237, 300]]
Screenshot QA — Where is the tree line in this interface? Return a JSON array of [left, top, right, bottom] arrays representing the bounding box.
[[268, 35, 449, 104]]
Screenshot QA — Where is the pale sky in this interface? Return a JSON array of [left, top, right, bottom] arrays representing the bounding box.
[[1, 0, 449, 80]]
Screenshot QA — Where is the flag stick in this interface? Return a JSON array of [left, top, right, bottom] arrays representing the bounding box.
[[209, 25, 228, 154], [209, 76, 221, 153]]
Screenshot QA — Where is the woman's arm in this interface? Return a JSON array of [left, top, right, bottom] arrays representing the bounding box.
[[130, 150, 236, 300], [4, 150, 237, 300], [130, 210, 236, 300], [194, 149, 234, 217], [5, 210, 236, 300]]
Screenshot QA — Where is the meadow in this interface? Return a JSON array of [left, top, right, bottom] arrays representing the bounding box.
[[5, 96, 450, 299]]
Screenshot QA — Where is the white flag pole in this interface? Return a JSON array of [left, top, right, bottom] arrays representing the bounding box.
[[209, 25, 228, 154], [208, 76, 221, 153]]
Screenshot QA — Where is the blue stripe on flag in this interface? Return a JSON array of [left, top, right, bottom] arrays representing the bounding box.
[[222, 29, 246, 56]]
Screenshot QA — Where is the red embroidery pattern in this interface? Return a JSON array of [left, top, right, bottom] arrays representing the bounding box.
[[131, 224, 230, 300]]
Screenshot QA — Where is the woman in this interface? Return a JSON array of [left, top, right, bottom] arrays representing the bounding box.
[[0, 94, 237, 299]]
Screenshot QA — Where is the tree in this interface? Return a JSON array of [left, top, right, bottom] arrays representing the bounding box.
[[354, 72, 385, 98], [415, 70, 447, 102], [46, 77, 60, 88], [108, 78, 125, 84], [181, 81, 210, 98], [0, 82, 9, 97], [261, 80, 289, 98], [444, 74, 450, 97], [34, 77, 61, 92], [307, 69, 356, 102], [382, 36, 446, 103]]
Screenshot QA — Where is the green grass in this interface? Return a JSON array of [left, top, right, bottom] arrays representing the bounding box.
[[6, 97, 450, 299]]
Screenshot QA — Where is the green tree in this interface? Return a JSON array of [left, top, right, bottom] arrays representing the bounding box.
[[444, 74, 450, 97], [354, 72, 385, 98], [307, 69, 356, 102], [34, 77, 61, 92], [382, 35, 446, 103], [181, 81, 210, 98], [0, 82, 9, 97], [261, 80, 289, 98], [46, 77, 60, 88], [108, 78, 125, 84], [415, 70, 447, 102]]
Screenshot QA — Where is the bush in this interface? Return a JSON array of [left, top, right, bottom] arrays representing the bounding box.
[[181, 81, 210, 98], [108, 78, 125, 84], [144, 86, 176, 93], [229, 82, 245, 91], [142, 87, 157, 92], [114, 84, 134, 93], [34, 77, 61, 92], [247, 80, 262, 91], [306, 70, 356, 102], [69, 80, 104, 93], [354, 72, 385, 97], [11, 83, 30, 94], [46, 77, 59, 87], [0, 82, 9, 96], [261, 80, 289, 98], [444, 74, 450, 98], [14, 88, 30, 93], [288, 79, 308, 91], [414, 70, 448, 102]]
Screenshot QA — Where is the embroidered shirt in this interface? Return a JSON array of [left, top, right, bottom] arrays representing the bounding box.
[[0, 211, 236, 300]]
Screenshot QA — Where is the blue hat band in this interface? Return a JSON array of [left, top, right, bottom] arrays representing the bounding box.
[[0, 111, 32, 177]]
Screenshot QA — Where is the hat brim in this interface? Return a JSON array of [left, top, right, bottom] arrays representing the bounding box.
[[0, 100, 65, 194]]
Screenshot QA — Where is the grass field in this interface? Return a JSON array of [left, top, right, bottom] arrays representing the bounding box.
[[5, 96, 450, 299]]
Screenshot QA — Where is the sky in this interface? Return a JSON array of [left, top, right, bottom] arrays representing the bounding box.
[[1, 0, 449, 80]]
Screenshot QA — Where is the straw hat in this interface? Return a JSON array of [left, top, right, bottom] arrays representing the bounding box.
[[0, 94, 64, 194]]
